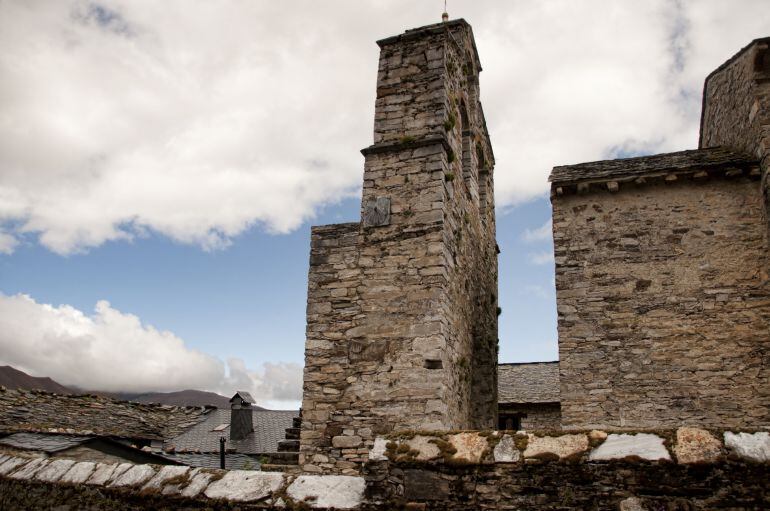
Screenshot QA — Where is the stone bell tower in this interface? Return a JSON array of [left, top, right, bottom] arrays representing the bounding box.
[[300, 19, 497, 475]]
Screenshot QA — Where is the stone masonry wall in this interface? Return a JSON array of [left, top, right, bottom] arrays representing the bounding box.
[[700, 37, 770, 255], [300, 20, 497, 475], [553, 175, 769, 429], [499, 403, 562, 430], [2, 428, 768, 510]]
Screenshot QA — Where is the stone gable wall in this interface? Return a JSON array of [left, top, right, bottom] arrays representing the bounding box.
[[300, 20, 497, 475], [553, 176, 769, 429]]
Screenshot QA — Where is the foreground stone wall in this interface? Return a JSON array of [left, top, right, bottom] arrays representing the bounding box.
[[553, 173, 769, 429], [2, 428, 768, 510], [300, 19, 497, 475]]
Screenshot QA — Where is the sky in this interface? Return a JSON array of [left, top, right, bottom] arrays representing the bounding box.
[[1, 1, 768, 409]]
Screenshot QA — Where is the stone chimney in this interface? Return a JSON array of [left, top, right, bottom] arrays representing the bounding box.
[[229, 391, 254, 441]]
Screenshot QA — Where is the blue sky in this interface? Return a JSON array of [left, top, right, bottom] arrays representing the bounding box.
[[1, 1, 768, 408], [0, 195, 557, 368]]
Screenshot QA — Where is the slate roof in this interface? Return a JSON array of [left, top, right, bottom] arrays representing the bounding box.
[[160, 452, 261, 471], [166, 409, 297, 455], [498, 362, 560, 404], [549, 147, 757, 185], [0, 388, 211, 440], [0, 432, 90, 453], [231, 391, 255, 404]]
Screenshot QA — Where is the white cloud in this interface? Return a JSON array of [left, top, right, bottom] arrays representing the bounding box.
[[522, 219, 552, 243], [529, 251, 555, 266], [0, 293, 302, 408], [0, 1, 768, 254], [0, 230, 18, 254]]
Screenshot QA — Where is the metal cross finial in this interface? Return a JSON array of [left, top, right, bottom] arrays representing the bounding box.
[[442, 0, 449, 22]]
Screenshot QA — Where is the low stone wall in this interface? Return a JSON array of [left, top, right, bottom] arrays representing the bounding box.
[[1, 428, 768, 510]]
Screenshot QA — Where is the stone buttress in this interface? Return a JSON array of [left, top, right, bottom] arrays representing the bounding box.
[[300, 20, 497, 475]]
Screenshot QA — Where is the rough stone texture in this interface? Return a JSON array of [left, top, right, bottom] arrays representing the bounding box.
[[0, 387, 210, 440], [0, 430, 767, 509], [363, 452, 768, 510], [588, 433, 671, 462], [674, 427, 722, 464], [447, 433, 488, 464], [497, 361, 559, 404], [179, 468, 212, 498], [492, 434, 520, 463], [287, 475, 366, 509], [33, 459, 75, 483], [8, 457, 47, 479], [523, 433, 588, 460], [404, 436, 441, 461], [0, 456, 28, 476], [204, 470, 283, 501], [619, 497, 646, 511], [109, 464, 156, 487], [59, 461, 96, 484], [498, 403, 561, 430], [724, 431, 770, 462], [300, 19, 498, 474], [551, 36, 770, 433], [141, 465, 190, 491], [552, 175, 769, 429]]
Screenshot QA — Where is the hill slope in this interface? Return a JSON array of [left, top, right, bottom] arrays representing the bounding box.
[[0, 365, 72, 394], [0, 365, 243, 408]]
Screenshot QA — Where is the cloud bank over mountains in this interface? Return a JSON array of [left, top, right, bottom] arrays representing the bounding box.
[[0, 293, 302, 409], [0, 1, 768, 255]]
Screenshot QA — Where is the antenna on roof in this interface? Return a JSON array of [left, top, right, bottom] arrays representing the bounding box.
[[442, 0, 449, 22]]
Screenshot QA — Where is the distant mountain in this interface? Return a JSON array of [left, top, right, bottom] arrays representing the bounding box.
[[0, 365, 252, 409], [0, 365, 72, 394]]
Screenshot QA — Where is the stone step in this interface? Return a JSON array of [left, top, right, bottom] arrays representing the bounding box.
[[264, 451, 299, 464], [292, 417, 302, 429], [284, 427, 300, 440], [278, 439, 299, 452]]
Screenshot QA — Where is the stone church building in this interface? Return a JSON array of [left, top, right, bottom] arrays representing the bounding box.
[[298, 19, 770, 475]]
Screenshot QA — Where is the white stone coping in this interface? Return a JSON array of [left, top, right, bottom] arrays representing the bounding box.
[[0, 456, 365, 510], [0, 429, 767, 509], [370, 428, 770, 465]]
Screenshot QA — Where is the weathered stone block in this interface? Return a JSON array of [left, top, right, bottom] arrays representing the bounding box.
[[286, 475, 365, 509], [332, 435, 363, 448], [674, 427, 722, 464], [204, 470, 283, 501], [524, 433, 588, 460], [589, 433, 671, 461], [724, 431, 770, 462]]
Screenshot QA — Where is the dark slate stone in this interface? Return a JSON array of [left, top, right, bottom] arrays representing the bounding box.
[[404, 469, 450, 501], [549, 146, 757, 185], [363, 197, 391, 228]]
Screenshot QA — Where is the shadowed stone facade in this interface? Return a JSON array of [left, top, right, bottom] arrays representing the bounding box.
[[300, 20, 497, 475], [551, 38, 770, 430]]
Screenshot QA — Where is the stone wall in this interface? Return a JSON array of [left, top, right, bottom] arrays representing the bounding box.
[[2, 428, 768, 510], [700, 37, 770, 254], [552, 171, 769, 429], [300, 19, 498, 475], [498, 403, 561, 430]]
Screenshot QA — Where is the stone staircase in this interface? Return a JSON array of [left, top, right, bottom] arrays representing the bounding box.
[[260, 414, 301, 472]]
